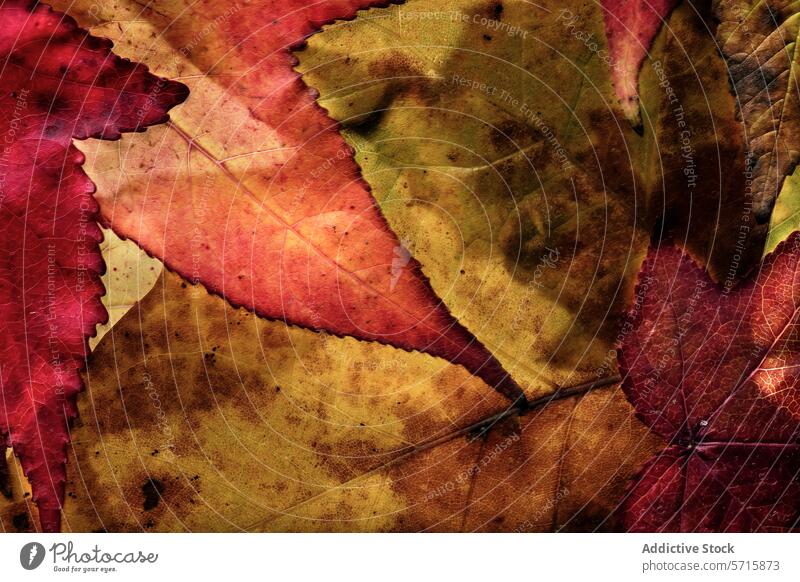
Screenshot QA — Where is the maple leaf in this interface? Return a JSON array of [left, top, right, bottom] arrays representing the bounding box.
[[599, 0, 680, 127], [0, 0, 186, 531], [48, 0, 523, 402], [619, 235, 800, 532]]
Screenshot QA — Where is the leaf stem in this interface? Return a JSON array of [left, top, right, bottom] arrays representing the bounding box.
[[466, 374, 623, 439], [407, 375, 623, 455], [244, 374, 623, 531]]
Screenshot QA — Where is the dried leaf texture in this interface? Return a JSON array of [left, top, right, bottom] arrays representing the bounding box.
[[715, 0, 800, 260], [620, 235, 800, 531], [298, 0, 759, 396], [41, 272, 658, 532], [50, 0, 522, 400], [298, 0, 651, 399], [767, 166, 800, 254], [0, 0, 185, 531], [8, 0, 795, 534]]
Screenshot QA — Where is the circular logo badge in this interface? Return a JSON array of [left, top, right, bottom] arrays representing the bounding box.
[[19, 542, 46, 570]]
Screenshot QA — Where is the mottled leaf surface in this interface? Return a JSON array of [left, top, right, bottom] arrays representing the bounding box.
[[298, 0, 757, 398], [91, 229, 162, 348], [33, 273, 657, 532], [767, 166, 800, 254], [715, 0, 800, 253], [11, 0, 797, 534]]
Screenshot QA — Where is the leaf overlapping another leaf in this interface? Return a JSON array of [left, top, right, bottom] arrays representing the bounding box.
[[51, 0, 523, 401], [298, 0, 651, 400], [0, 0, 186, 531], [297, 0, 762, 397], [30, 272, 658, 532], [5, 0, 796, 534], [714, 0, 800, 256], [767, 166, 800, 254], [600, 0, 680, 126]]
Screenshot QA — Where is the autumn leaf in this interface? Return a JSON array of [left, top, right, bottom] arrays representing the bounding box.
[[1, 450, 34, 533], [767, 166, 800, 254], [3, 271, 657, 532], [91, 230, 162, 349], [600, 0, 680, 127], [298, 0, 648, 399], [5, 0, 795, 536], [0, 0, 186, 532], [714, 0, 800, 257], [635, 1, 757, 280], [619, 235, 800, 532], [295, 0, 766, 398], [0, 0, 664, 530], [48, 0, 523, 402], [613, 0, 800, 271]]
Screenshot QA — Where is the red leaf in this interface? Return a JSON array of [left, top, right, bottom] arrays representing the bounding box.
[[0, 0, 187, 531], [619, 236, 800, 532], [95, 1, 523, 401], [601, 0, 679, 126]]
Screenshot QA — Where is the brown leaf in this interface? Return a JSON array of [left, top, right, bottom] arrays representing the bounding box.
[[714, 0, 800, 257]]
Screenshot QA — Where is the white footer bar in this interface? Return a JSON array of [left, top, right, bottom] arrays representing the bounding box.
[[1, 533, 797, 581]]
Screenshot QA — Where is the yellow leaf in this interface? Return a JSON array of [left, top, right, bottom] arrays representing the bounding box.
[[60, 273, 659, 532]]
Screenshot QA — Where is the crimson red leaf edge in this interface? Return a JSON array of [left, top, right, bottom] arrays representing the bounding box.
[[618, 233, 800, 532]]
